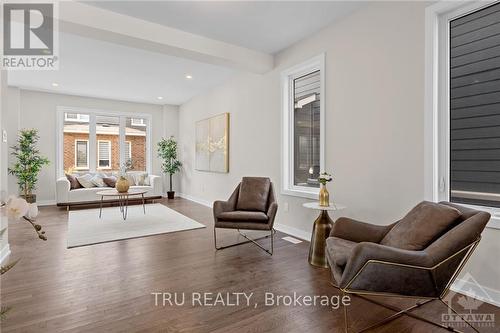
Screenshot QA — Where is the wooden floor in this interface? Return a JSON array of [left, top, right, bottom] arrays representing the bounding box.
[[1, 198, 498, 332]]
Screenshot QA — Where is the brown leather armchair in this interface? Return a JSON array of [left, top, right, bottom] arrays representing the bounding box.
[[213, 177, 277, 255], [326, 201, 490, 333]]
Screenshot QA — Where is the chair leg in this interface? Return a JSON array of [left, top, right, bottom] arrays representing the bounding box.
[[214, 227, 275, 255], [342, 290, 349, 333]]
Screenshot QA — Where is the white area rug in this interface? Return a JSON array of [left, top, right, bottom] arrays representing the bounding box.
[[67, 203, 205, 248]]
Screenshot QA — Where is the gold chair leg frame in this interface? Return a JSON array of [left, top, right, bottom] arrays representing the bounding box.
[[214, 228, 275, 255], [335, 239, 482, 333]]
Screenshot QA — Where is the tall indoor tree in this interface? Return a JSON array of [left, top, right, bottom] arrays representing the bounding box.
[[8, 129, 50, 203], [158, 136, 182, 199]]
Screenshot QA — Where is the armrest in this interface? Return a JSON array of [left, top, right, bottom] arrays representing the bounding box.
[[56, 177, 70, 203], [213, 184, 240, 219], [340, 242, 433, 289], [266, 202, 278, 226], [330, 217, 395, 243], [149, 175, 162, 195]]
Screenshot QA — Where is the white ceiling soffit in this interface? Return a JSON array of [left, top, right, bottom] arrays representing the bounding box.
[[59, 1, 274, 74]]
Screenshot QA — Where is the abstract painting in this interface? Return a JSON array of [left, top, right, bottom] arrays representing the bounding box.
[[195, 113, 229, 173]]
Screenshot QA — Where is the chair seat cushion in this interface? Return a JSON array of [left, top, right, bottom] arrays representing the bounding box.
[[236, 177, 270, 212], [217, 211, 268, 222], [380, 201, 461, 251], [326, 237, 358, 267]]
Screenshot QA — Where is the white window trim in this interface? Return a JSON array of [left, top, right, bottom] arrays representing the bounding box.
[[281, 53, 325, 199], [74, 139, 89, 170], [97, 140, 112, 170], [425, 0, 500, 229], [56, 106, 152, 177]]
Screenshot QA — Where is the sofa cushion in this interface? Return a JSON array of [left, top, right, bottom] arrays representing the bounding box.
[[76, 174, 96, 188], [217, 211, 268, 222], [90, 174, 106, 187], [131, 172, 150, 186], [380, 201, 461, 251], [236, 177, 270, 212], [66, 174, 81, 190], [326, 237, 358, 267], [103, 176, 117, 188]]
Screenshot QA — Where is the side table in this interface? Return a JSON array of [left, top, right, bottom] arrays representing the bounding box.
[[303, 202, 346, 268]]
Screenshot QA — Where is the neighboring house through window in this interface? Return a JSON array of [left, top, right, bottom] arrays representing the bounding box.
[[97, 140, 111, 169], [281, 54, 325, 198], [75, 140, 89, 170]]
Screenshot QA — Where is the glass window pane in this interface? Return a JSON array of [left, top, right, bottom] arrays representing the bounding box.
[[126, 117, 147, 171], [64, 112, 89, 173], [96, 116, 119, 172], [293, 70, 320, 188]]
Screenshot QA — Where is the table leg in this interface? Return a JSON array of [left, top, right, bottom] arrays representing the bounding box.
[[99, 196, 103, 218], [308, 210, 334, 268], [142, 193, 146, 214], [123, 196, 128, 220]]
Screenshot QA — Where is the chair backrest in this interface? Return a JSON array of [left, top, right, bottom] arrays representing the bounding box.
[[236, 177, 271, 212], [425, 202, 490, 294]]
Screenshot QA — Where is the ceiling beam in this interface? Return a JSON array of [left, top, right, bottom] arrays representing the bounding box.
[[59, 1, 274, 74]]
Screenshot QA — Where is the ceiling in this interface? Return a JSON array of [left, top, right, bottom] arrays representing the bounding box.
[[84, 1, 363, 54], [8, 32, 236, 105], [8, 1, 364, 105]]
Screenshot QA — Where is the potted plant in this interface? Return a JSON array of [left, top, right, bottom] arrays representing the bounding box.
[[158, 137, 182, 199], [8, 129, 49, 203]]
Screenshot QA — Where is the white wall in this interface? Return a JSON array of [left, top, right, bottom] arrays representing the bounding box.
[[0, 70, 11, 264], [178, 1, 500, 297], [6, 88, 178, 203], [179, 1, 426, 231]]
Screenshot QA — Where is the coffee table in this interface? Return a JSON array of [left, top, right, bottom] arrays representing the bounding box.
[[96, 189, 147, 220], [303, 202, 346, 268]]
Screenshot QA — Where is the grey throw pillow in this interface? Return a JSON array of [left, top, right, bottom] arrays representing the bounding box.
[[380, 201, 461, 251]]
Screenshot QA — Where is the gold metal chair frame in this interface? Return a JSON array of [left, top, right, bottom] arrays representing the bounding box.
[[214, 228, 276, 255], [331, 237, 481, 333]]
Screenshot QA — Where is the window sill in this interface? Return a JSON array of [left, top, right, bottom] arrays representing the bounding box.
[[282, 187, 319, 200]]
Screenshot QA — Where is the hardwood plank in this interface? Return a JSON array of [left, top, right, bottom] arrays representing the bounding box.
[[1, 198, 498, 332]]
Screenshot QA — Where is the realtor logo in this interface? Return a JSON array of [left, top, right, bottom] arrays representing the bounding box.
[[442, 273, 495, 329], [2, 1, 59, 70]]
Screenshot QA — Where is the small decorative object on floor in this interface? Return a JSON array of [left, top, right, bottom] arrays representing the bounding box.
[[317, 172, 333, 207], [158, 136, 182, 199]]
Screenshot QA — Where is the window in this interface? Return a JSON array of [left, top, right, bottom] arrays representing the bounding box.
[[130, 118, 146, 126], [449, 2, 500, 208], [75, 140, 89, 169], [97, 140, 111, 169], [58, 108, 150, 176], [427, 1, 500, 228], [65, 113, 89, 122], [281, 54, 325, 198], [125, 141, 132, 163]]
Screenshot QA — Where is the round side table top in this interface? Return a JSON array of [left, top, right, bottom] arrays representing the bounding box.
[[96, 189, 148, 197], [302, 202, 346, 211]]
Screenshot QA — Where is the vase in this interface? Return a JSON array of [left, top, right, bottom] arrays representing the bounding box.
[[115, 177, 130, 193], [319, 184, 330, 207]]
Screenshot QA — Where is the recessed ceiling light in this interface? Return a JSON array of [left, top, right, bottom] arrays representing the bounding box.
[[185, 74, 193, 79], [52, 82, 59, 87], [157, 96, 163, 100]]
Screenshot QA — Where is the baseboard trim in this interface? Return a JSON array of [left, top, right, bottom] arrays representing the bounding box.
[[451, 276, 500, 308], [274, 223, 311, 242], [176, 193, 213, 208], [37, 200, 56, 206], [0, 244, 11, 265]]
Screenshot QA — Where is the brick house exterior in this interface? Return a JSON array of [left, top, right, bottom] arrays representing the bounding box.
[[63, 133, 146, 172]]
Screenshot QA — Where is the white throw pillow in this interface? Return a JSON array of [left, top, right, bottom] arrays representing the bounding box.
[[76, 174, 96, 188], [90, 174, 106, 187], [132, 172, 149, 186]]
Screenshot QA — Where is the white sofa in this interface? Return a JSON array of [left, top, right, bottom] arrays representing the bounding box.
[[56, 174, 162, 208]]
